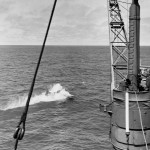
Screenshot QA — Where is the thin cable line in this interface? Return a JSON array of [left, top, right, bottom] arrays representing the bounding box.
[[135, 92, 149, 150], [118, 0, 131, 4]]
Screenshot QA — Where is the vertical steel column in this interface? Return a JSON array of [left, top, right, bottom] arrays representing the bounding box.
[[128, 0, 140, 91]]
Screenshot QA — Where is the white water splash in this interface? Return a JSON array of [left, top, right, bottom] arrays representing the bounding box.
[[2, 83, 73, 110]]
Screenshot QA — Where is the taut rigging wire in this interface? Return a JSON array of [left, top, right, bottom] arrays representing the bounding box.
[[118, 0, 131, 5], [13, 0, 58, 149], [135, 92, 149, 150]]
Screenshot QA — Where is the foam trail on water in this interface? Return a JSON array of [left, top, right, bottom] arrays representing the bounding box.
[[2, 83, 73, 110]]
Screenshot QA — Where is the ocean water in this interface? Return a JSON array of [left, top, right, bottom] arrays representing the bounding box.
[[0, 45, 149, 150]]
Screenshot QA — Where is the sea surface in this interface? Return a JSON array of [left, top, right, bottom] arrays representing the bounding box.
[[0, 45, 149, 150]]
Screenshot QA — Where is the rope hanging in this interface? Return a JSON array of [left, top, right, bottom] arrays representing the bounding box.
[[135, 92, 149, 150], [13, 0, 58, 149]]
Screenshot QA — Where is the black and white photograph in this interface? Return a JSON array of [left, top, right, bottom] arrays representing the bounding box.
[[0, 0, 150, 150]]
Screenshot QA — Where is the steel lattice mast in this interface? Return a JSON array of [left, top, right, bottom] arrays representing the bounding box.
[[108, 0, 128, 93]]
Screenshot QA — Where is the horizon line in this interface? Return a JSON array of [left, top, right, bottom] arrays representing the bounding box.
[[0, 44, 150, 46]]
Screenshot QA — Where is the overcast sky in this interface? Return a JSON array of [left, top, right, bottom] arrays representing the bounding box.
[[0, 0, 150, 45]]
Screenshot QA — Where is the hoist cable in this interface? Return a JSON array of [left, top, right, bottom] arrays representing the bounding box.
[[118, 0, 131, 5], [135, 92, 149, 150], [13, 0, 58, 149]]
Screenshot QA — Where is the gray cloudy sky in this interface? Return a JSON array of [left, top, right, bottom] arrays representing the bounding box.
[[0, 0, 150, 45]]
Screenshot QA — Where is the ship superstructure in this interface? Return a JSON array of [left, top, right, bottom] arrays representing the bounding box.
[[100, 0, 150, 149]]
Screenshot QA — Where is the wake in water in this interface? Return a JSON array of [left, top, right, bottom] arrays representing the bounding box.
[[2, 83, 73, 110]]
